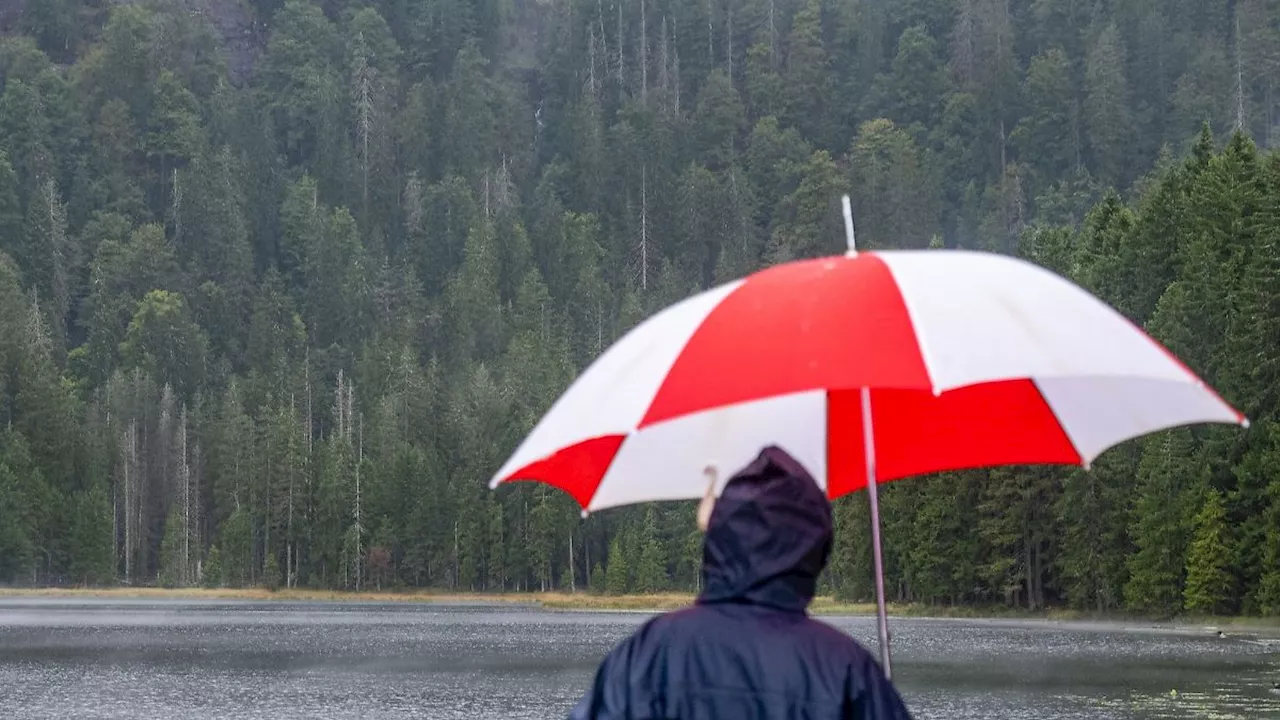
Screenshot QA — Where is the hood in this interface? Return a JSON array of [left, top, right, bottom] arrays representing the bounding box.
[[698, 446, 833, 613]]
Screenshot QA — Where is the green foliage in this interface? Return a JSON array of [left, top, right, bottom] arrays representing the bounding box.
[[1183, 490, 1235, 614], [220, 507, 253, 589], [876, 25, 947, 129], [782, 0, 826, 140], [0, 461, 35, 582], [1011, 49, 1077, 188], [634, 508, 667, 594], [0, 0, 1274, 619], [768, 150, 847, 261], [119, 290, 209, 397], [158, 505, 186, 588], [589, 563, 606, 594], [1125, 430, 1203, 618], [263, 552, 281, 592], [145, 71, 204, 171], [693, 71, 746, 169], [605, 535, 630, 595], [203, 545, 224, 589], [0, 151, 24, 259], [1054, 454, 1134, 613], [68, 483, 114, 586], [1084, 23, 1136, 185], [848, 119, 939, 249]]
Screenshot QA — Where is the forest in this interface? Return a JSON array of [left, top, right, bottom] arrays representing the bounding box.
[[0, 0, 1278, 618]]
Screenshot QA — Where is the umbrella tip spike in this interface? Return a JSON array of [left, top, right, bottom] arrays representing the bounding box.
[[841, 195, 856, 255], [580, 509, 590, 519], [1242, 416, 1251, 429]]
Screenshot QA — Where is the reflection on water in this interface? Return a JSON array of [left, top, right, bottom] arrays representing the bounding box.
[[0, 599, 1276, 719]]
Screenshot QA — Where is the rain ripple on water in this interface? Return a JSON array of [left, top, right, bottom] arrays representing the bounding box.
[[0, 599, 1276, 719]]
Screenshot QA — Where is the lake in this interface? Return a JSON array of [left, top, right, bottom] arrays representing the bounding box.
[[0, 598, 1276, 719]]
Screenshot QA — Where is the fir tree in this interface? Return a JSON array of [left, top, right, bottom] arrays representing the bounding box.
[[605, 535, 630, 595], [1183, 490, 1236, 614], [203, 545, 224, 589]]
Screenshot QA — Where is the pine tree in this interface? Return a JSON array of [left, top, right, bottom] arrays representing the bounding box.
[[1054, 449, 1135, 613], [219, 506, 252, 588], [68, 483, 114, 586], [848, 119, 940, 250], [1258, 471, 1280, 615], [692, 71, 746, 170], [0, 152, 23, 262], [634, 508, 667, 593], [875, 25, 948, 129], [0, 461, 34, 583], [590, 563, 606, 594], [263, 551, 282, 591], [1125, 430, 1204, 618], [781, 0, 825, 139], [158, 505, 187, 588], [119, 290, 209, 398], [1010, 48, 1077, 189], [1183, 489, 1236, 614], [203, 545, 224, 589], [1084, 23, 1136, 185], [605, 534, 630, 595], [1250, 422, 1280, 615]]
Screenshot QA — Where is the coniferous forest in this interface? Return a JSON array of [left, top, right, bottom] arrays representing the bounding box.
[[0, 0, 1279, 618]]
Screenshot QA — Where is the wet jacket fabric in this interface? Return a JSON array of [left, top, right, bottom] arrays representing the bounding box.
[[568, 446, 914, 720]]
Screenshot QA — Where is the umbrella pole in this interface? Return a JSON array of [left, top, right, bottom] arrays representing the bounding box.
[[860, 386, 893, 679]]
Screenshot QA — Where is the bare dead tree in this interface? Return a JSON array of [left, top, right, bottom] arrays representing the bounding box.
[[658, 16, 670, 96], [641, 164, 649, 290], [617, 0, 625, 88], [673, 20, 681, 112], [181, 403, 190, 585], [355, 411, 363, 591], [707, 0, 714, 66], [352, 31, 380, 221], [640, 0, 648, 101], [588, 24, 600, 100], [1236, 10, 1246, 132], [171, 168, 182, 244], [769, 0, 777, 65]]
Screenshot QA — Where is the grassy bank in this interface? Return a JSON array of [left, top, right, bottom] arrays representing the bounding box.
[[2, 587, 1277, 633], [0, 587, 882, 613], [0, 586, 540, 605]]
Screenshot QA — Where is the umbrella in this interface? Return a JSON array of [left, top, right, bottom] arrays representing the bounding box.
[[489, 196, 1247, 679]]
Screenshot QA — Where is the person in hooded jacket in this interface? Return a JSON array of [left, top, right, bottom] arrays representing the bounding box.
[[568, 445, 914, 720]]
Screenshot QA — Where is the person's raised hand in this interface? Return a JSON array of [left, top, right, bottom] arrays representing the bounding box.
[[697, 465, 717, 532]]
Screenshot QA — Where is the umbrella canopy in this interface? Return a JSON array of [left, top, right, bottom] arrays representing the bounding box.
[[489, 249, 1246, 511]]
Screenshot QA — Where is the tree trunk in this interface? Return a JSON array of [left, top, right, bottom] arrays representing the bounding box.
[[1024, 526, 1035, 610], [640, 0, 647, 101], [640, 164, 648, 290]]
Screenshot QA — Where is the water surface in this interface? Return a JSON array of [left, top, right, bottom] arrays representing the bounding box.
[[0, 598, 1276, 718]]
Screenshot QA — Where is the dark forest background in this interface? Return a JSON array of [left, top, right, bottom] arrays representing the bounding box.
[[0, 0, 1279, 618]]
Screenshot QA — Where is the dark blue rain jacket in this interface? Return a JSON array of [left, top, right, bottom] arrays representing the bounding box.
[[568, 446, 914, 720]]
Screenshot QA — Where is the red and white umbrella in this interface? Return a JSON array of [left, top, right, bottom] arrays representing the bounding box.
[[490, 252, 1245, 512], [490, 198, 1246, 676]]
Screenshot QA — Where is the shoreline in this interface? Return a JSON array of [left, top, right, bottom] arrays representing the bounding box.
[[1, 587, 1278, 634]]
